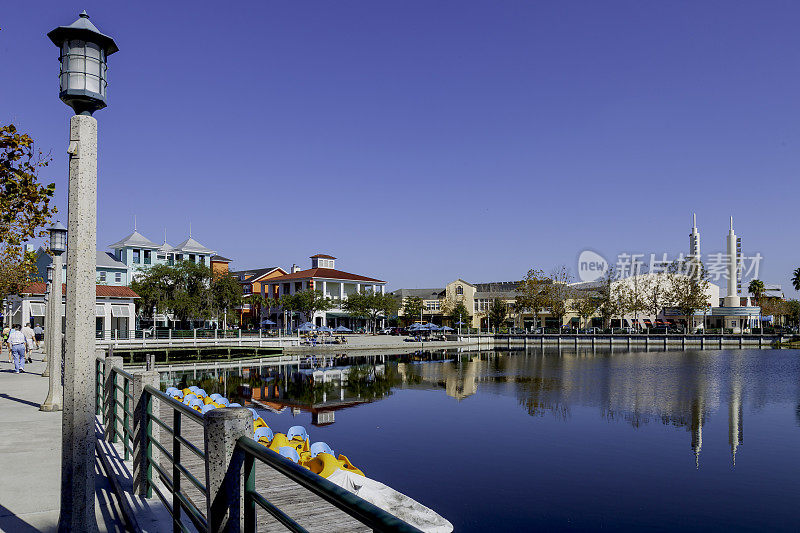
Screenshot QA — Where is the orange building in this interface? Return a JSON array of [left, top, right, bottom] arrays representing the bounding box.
[[210, 254, 232, 279]]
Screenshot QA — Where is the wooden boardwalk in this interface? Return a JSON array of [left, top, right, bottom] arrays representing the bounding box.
[[156, 400, 370, 532]]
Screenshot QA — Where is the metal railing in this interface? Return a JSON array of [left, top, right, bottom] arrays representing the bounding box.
[[95, 329, 291, 341], [95, 355, 421, 532], [96, 357, 135, 461], [238, 437, 418, 533], [144, 386, 209, 533]]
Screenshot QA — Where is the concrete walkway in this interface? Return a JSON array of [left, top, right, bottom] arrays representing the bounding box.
[[0, 351, 136, 532]]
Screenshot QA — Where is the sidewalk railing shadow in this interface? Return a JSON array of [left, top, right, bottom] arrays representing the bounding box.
[[0, 393, 41, 409]]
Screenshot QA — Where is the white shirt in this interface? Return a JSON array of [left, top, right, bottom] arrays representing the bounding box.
[[21, 326, 35, 340], [8, 330, 26, 346]]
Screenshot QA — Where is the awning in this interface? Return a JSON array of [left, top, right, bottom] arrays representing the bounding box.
[[111, 305, 131, 318], [96, 305, 106, 317], [29, 303, 46, 316]]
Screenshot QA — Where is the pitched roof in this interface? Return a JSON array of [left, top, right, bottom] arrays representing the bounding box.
[[97, 251, 127, 269], [230, 267, 281, 283], [159, 241, 176, 253], [108, 230, 161, 250], [37, 248, 127, 270], [266, 268, 384, 284], [211, 254, 232, 263], [173, 237, 215, 255], [390, 288, 445, 299], [21, 282, 140, 298], [310, 254, 337, 259]]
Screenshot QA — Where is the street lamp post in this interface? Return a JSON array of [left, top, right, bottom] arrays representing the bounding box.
[[42, 264, 53, 368], [41, 222, 66, 408], [48, 12, 118, 532]]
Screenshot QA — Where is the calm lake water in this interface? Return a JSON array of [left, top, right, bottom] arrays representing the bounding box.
[[165, 348, 800, 531]]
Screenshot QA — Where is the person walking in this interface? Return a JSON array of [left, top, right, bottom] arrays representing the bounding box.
[[2, 325, 10, 362], [21, 322, 35, 363], [33, 324, 43, 350], [7, 324, 29, 373]]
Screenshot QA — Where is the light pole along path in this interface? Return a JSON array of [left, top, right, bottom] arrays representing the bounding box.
[[47, 11, 118, 533], [41, 221, 66, 411]]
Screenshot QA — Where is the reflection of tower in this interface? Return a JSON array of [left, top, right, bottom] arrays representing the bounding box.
[[723, 217, 740, 307], [689, 213, 701, 259], [691, 397, 704, 469], [728, 378, 743, 466]]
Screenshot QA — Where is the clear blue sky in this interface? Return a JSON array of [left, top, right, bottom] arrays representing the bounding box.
[[3, 1, 800, 293]]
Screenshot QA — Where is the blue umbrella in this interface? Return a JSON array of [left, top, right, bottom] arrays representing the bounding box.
[[318, 325, 333, 332], [261, 319, 276, 326], [334, 325, 352, 332], [440, 325, 454, 331], [297, 322, 316, 332], [408, 323, 424, 331], [423, 323, 439, 331]]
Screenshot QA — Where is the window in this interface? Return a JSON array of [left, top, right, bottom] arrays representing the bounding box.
[[189, 254, 195, 263], [176, 254, 183, 262], [425, 300, 441, 311], [115, 272, 121, 283], [144, 250, 151, 265], [199, 255, 205, 265], [456, 285, 463, 296], [243, 285, 252, 294], [167, 254, 174, 266], [99, 271, 106, 282], [132, 249, 140, 264]]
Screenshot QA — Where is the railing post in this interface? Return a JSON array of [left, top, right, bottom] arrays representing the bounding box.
[[103, 355, 124, 442], [194, 328, 197, 347], [204, 408, 253, 533], [132, 370, 160, 497]]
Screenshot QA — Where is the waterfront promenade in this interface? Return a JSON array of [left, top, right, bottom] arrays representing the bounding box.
[[0, 352, 166, 532]]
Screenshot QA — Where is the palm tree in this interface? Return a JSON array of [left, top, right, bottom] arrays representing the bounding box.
[[247, 293, 265, 328], [792, 268, 800, 292], [748, 279, 765, 332]]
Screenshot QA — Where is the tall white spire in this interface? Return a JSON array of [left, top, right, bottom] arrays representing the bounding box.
[[724, 216, 740, 307], [689, 212, 700, 259], [134, 214, 137, 231]]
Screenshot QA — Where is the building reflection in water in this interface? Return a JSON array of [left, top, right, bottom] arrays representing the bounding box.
[[166, 348, 790, 468]]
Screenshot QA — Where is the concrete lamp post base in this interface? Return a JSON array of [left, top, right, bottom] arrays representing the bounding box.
[[58, 113, 98, 533]]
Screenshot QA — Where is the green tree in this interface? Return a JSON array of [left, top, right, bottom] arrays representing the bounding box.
[[401, 296, 423, 326], [131, 261, 214, 326], [278, 293, 297, 331], [545, 266, 574, 328], [792, 268, 800, 292], [748, 278, 766, 331], [516, 269, 550, 330], [212, 274, 243, 326], [571, 294, 598, 330], [785, 299, 800, 327], [293, 289, 333, 324], [246, 293, 265, 327], [0, 124, 58, 300], [0, 124, 57, 247], [448, 299, 471, 330], [488, 298, 508, 332], [667, 259, 710, 332], [343, 290, 397, 333]]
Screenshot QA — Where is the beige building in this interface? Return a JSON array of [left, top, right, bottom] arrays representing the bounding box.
[[393, 272, 723, 331]]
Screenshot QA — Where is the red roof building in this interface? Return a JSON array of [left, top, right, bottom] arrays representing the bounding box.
[[9, 283, 140, 336], [259, 254, 387, 329]]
